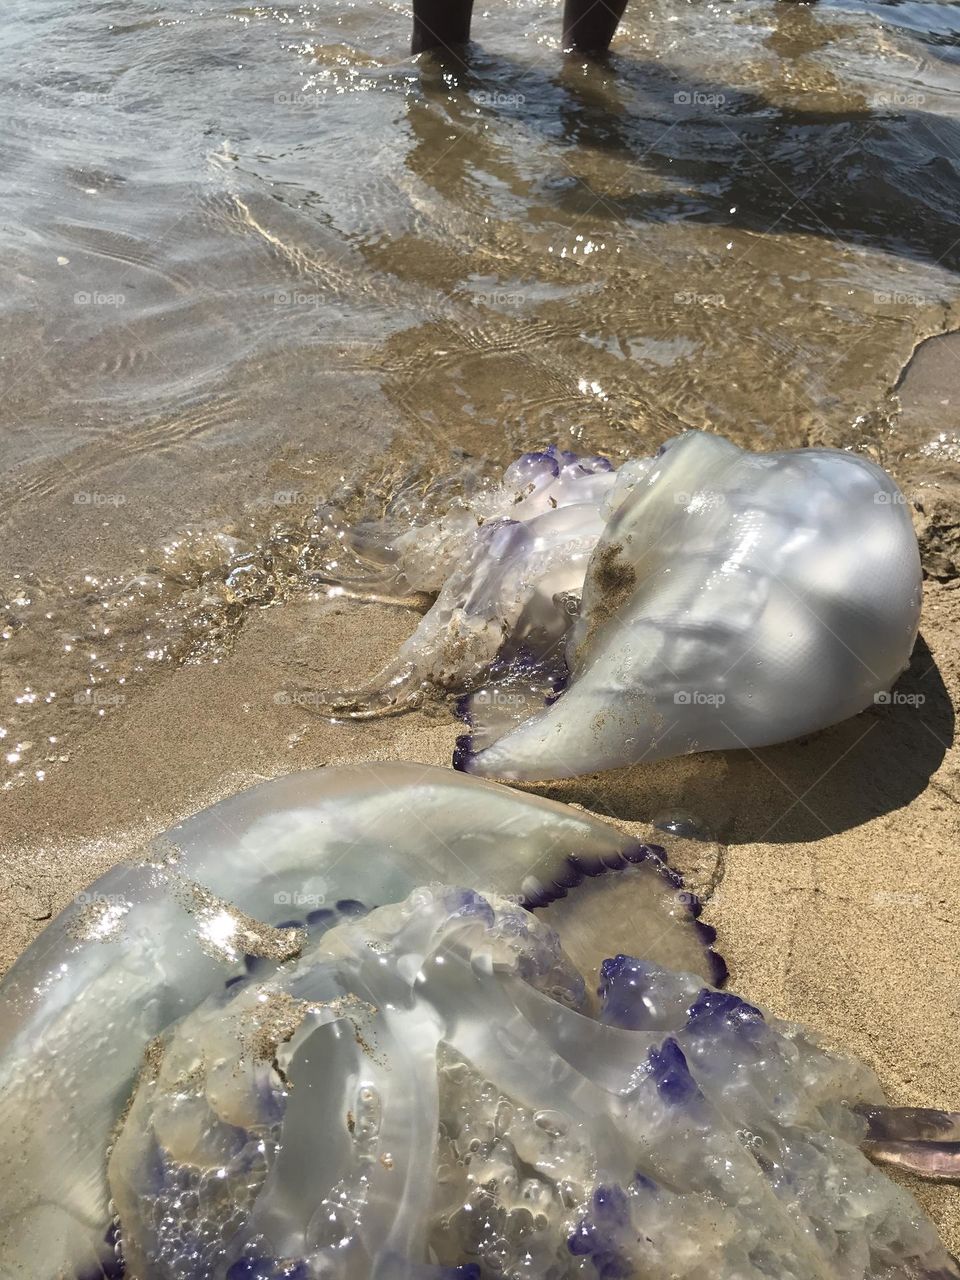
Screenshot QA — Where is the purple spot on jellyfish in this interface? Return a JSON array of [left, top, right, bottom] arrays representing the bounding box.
[[444, 887, 496, 927], [686, 989, 764, 1039], [509, 450, 561, 479], [568, 1218, 600, 1255], [567, 1215, 633, 1280], [454, 693, 473, 726], [708, 950, 730, 988], [335, 898, 367, 917], [598, 955, 655, 1030], [621, 840, 664, 865], [226, 1259, 310, 1280], [452, 733, 475, 773], [693, 919, 717, 946], [593, 1183, 630, 1223], [648, 1037, 701, 1105], [225, 1260, 275, 1280]]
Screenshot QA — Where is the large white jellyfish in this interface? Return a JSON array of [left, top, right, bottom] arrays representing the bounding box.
[[0, 764, 719, 1280], [0, 766, 956, 1280], [318, 434, 922, 781]]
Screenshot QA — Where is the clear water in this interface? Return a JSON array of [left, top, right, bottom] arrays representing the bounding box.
[[2, 0, 960, 787]]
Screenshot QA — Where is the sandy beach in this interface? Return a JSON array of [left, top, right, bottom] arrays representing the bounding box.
[[3, 0, 960, 1266]]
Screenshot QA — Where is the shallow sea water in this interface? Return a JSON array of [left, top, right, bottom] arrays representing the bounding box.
[[2, 0, 960, 786]]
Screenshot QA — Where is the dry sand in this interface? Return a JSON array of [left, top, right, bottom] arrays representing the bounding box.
[[0, 567, 958, 1253]]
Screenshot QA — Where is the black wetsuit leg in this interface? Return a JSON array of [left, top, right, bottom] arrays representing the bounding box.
[[562, 0, 629, 52], [411, 0, 476, 54]]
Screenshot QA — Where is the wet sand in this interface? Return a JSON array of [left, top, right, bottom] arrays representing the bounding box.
[[1, 563, 958, 1252]]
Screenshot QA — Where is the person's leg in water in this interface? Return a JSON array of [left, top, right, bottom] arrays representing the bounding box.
[[562, 0, 629, 52], [411, 0, 628, 55], [411, 0, 475, 54]]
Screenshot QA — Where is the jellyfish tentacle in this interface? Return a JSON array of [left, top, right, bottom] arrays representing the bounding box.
[[854, 1105, 960, 1181]]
